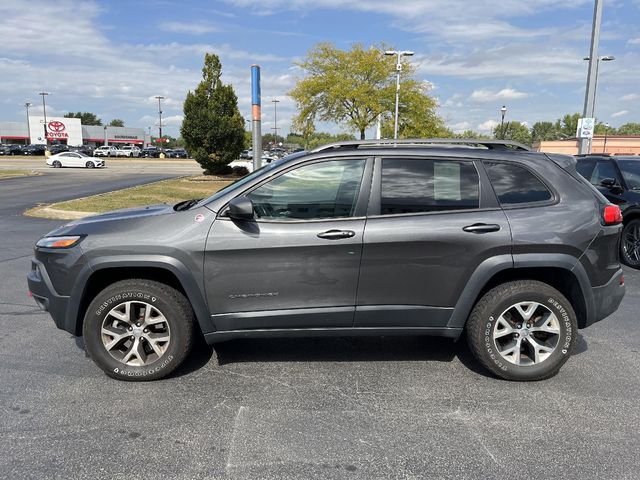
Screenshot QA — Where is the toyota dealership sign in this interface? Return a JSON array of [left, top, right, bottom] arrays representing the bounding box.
[[28, 116, 82, 145]]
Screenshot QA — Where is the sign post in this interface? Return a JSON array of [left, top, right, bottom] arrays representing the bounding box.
[[251, 65, 262, 171]]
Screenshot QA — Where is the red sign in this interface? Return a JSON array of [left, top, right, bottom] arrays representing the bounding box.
[[46, 120, 68, 139]]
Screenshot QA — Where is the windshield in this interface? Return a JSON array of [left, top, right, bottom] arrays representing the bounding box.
[[617, 159, 640, 189], [198, 151, 308, 208]]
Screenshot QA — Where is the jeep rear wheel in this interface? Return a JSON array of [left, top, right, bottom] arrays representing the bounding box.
[[466, 280, 577, 381], [83, 279, 196, 381]]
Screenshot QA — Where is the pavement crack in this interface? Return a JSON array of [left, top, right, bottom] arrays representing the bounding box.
[[0, 254, 32, 263]]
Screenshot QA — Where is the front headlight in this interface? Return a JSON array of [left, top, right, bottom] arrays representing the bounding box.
[[35, 235, 84, 249]]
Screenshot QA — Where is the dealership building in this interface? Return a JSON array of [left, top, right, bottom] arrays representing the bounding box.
[[0, 116, 151, 147]]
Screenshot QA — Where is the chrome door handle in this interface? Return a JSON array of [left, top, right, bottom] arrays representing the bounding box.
[[462, 223, 501, 233], [317, 229, 356, 240]]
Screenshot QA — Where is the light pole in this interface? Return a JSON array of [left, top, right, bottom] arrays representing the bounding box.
[[38, 92, 50, 145], [603, 122, 610, 153], [155, 95, 165, 143], [500, 105, 507, 139], [384, 50, 414, 140], [272, 99, 280, 140], [24, 102, 32, 143], [579, 0, 603, 155], [583, 55, 615, 118]]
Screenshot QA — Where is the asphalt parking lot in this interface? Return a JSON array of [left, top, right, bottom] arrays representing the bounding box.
[[1, 161, 639, 479]]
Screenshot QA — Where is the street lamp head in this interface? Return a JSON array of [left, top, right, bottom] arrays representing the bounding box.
[[601, 55, 615, 61], [25, 102, 32, 107], [501, 105, 507, 114], [384, 50, 396, 56], [38, 92, 50, 96], [401, 51, 415, 56]]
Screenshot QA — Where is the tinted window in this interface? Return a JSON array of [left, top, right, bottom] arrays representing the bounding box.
[[576, 159, 595, 179], [247, 160, 365, 220], [617, 159, 640, 190], [485, 162, 552, 205], [590, 161, 620, 186], [380, 159, 479, 215]]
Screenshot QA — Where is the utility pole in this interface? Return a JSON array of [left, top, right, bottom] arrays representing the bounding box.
[[251, 65, 262, 170], [500, 105, 507, 139], [25, 102, 32, 143], [603, 123, 610, 153], [384, 50, 414, 140], [155, 95, 165, 144], [38, 92, 50, 145], [272, 99, 280, 140], [579, 0, 603, 155]]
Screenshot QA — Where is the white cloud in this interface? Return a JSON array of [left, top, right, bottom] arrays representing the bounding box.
[[159, 21, 220, 34], [469, 88, 529, 102], [477, 119, 499, 132], [620, 93, 640, 101], [448, 121, 471, 132], [611, 110, 628, 118]]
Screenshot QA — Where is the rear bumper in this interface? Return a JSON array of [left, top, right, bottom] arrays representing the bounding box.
[[27, 258, 71, 333], [587, 268, 625, 327]]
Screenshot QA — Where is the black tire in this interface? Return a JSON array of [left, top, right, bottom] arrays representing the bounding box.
[[85, 161, 95, 168], [621, 219, 640, 268], [466, 280, 577, 381], [83, 279, 196, 381], [52, 160, 61, 168]]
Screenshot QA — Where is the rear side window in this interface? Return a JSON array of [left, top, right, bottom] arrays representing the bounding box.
[[380, 159, 479, 214], [589, 161, 620, 186], [485, 162, 552, 205], [576, 159, 595, 179]]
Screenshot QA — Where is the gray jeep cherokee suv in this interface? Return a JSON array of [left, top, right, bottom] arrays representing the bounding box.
[[27, 139, 625, 381]]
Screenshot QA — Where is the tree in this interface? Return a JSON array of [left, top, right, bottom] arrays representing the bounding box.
[[380, 83, 448, 138], [493, 121, 532, 146], [290, 43, 443, 140], [617, 123, 640, 135], [594, 122, 617, 135], [531, 121, 559, 142], [109, 118, 124, 127], [64, 111, 102, 125], [181, 53, 245, 174], [451, 130, 491, 139], [554, 113, 581, 138]]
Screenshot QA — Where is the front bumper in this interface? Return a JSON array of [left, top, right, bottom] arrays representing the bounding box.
[[27, 258, 71, 332], [588, 268, 625, 327]]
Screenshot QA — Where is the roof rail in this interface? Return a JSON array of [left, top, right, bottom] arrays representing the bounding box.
[[310, 138, 531, 153]]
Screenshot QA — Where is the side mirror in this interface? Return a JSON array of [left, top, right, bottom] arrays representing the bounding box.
[[600, 178, 617, 188], [228, 196, 254, 220]]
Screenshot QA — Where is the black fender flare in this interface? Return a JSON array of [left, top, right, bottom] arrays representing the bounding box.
[[66, 255, 212, 336], [447, 253, 594, 329]]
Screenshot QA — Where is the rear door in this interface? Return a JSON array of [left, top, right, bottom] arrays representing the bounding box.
[[204, 157, 372, 331], [355, 156, 511, 328]]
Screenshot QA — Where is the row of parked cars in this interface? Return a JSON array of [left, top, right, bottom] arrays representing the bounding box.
[[0, 143, 189, 158]]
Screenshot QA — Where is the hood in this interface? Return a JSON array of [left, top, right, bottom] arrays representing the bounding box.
[[64, 203, 175, 226]]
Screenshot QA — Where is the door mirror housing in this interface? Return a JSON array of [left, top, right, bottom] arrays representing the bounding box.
[[228, 196, 254, 220], [600, 178, 623, 193]]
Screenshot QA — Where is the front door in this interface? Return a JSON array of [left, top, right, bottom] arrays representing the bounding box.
[[355, 156, 512, 328], [204, 157, 371, 331]]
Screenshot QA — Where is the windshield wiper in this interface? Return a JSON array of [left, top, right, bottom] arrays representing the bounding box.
[[173, 199, 201, 211]]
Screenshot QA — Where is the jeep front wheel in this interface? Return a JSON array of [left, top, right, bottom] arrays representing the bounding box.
[[83, 279, 195, 381], [466, 280, 577, 381]]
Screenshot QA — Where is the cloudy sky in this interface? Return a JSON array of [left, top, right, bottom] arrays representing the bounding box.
[[0, 0, 638, 138]]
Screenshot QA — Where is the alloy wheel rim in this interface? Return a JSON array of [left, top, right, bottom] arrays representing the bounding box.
[[623, 224, 640, 263], [492, 301, 560, 366], [101, 301, 171, 367]]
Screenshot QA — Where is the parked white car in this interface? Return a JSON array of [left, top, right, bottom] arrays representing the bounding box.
[[47, 152, 105, 169], [94, 146, 118, 157], [115, 145, 141, 157]]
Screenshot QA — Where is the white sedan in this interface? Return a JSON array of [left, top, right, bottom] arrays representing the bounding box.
[[47, 152, 105, 169]]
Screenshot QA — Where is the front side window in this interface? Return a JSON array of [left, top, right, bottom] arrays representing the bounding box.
[[380, 158, 480, 215], [617, 160, 640, 190], [247, 159, 366, 220], [485, 162, 552, 205], [590, 161, 620, 187]]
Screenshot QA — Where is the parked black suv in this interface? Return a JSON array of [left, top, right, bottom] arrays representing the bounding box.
[[28, 139, 625, 382], [576, 154, 640, 268]]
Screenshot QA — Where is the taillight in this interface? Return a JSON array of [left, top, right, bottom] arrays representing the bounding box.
[[602, 205, 623, 225]]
